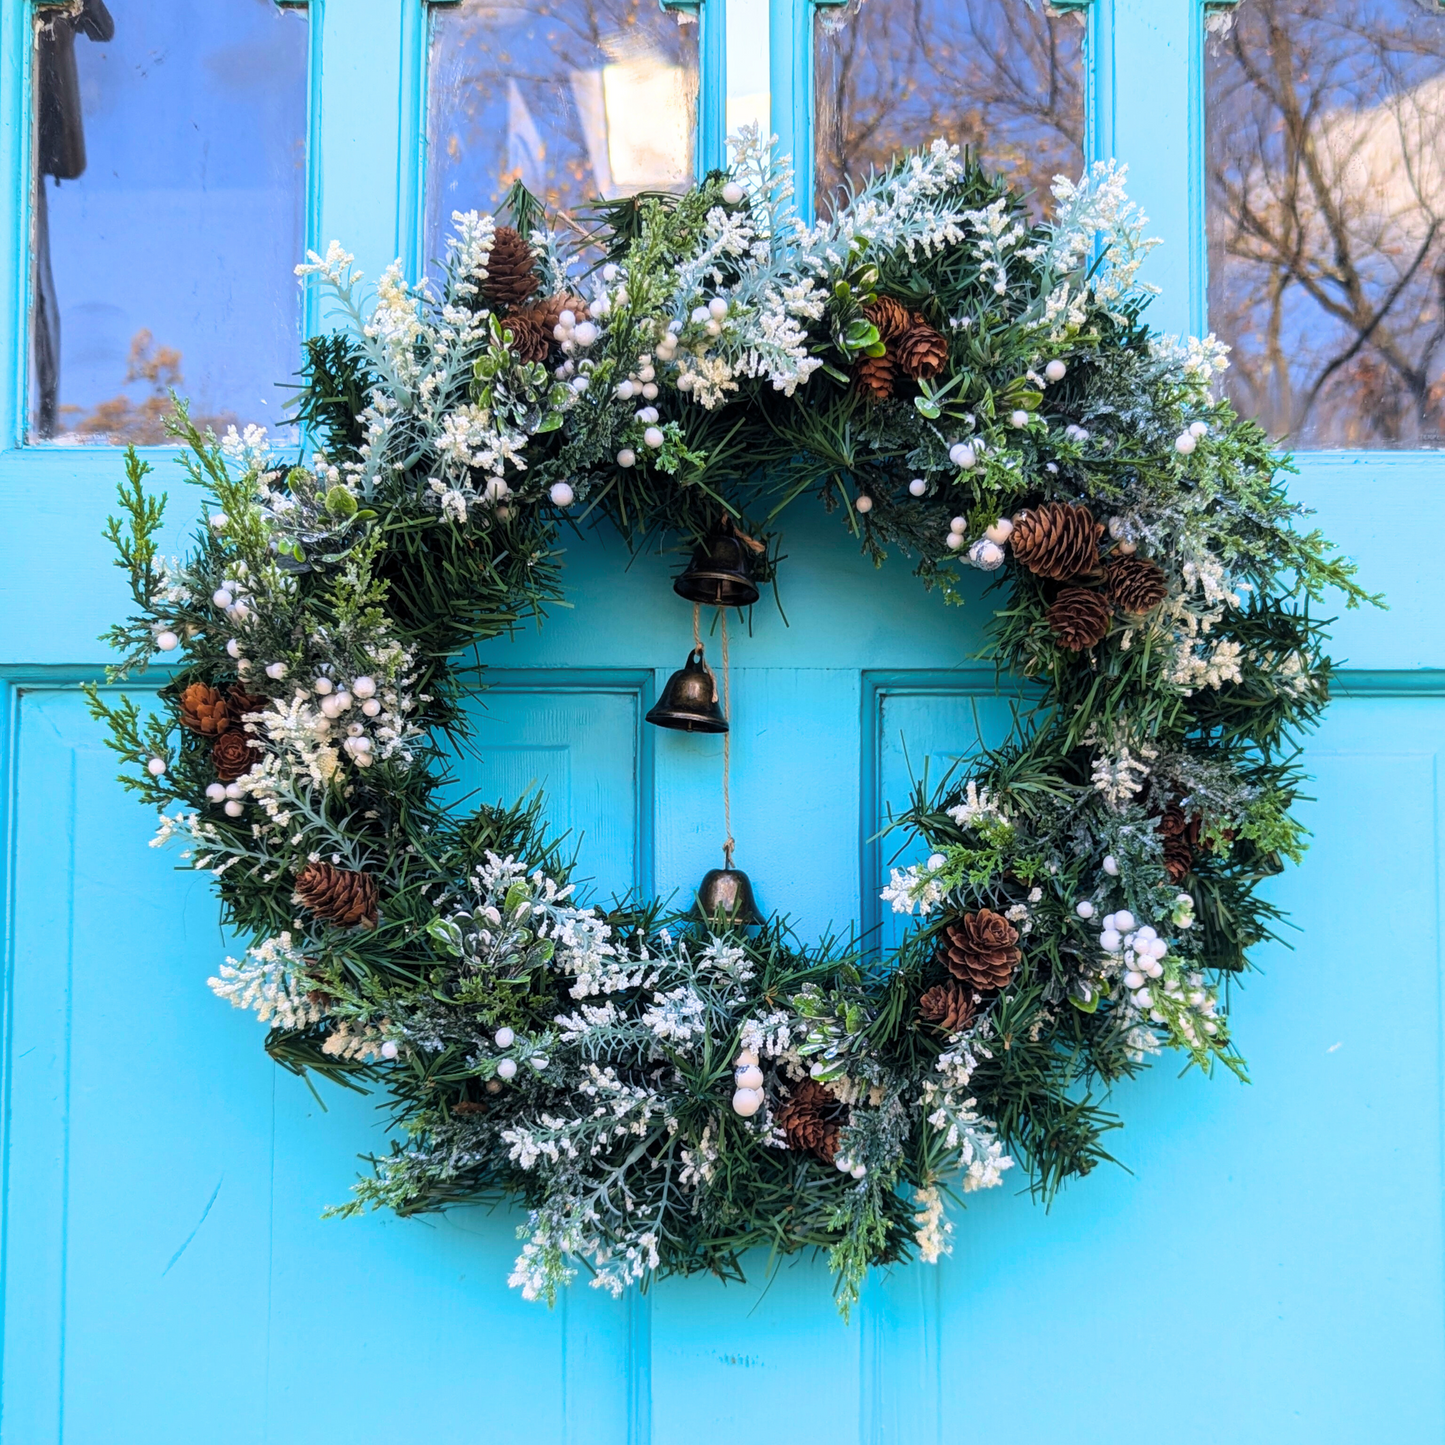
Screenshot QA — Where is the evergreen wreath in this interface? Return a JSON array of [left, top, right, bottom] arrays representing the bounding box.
[[90, 132, 1375, 1313]]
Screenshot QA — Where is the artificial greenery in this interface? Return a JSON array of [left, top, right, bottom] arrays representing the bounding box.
[[89, 131, 1373, 1314]]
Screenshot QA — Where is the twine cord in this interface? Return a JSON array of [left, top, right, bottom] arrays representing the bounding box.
[[691, 601, 734, 869]]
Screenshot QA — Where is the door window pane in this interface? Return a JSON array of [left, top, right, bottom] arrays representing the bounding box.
[[426, 0, 699, 264], [29, 0, 308, 446], [1206, 0, 1445, 448], [813, 0, 1085, 219]]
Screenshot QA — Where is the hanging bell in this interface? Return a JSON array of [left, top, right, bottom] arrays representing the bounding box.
[[646, 648, 728, 733], [692, 862, 762, 925], [673, 528, 761, 608]]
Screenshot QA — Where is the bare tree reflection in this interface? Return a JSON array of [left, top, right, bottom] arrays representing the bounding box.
[[814, 0, 1085, 219], [1207, 0, 1445, 446], [426, 0, 698, 257]]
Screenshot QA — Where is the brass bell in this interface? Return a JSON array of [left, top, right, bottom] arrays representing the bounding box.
[[646, 648, 728, 732], [673, 528, 761, 608], [692, 861, 762, 925]]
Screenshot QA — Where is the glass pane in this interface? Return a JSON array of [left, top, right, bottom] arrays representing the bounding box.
[[813, 0, 1085, 220], [1206, 0, 1445, 448], [29, 0, 308, 446], [426, 0, 699, 264]]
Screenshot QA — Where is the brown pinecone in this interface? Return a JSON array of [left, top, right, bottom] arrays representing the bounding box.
[[294, 862, 378, 929], [179, 682, 230, 736], [1106, 554, 1168, 614], [1159, 804, 1202, 882], [863, 295, 911, 343], [211, 728, 260, 781], [453, 1100, 488, 1116], [775, 1078, 847, 1164], [227, 686, 271, 722], [918, 979, 977, 1033], [1010, 502, 1104, 581], [855, 350, 896, 400], [505, 292, 589, 363], [480, 225, 539, 310], [1047, 586, 1112, 650], [502, 310, 545, 363], [894, 316, 948, 379], [939, 909, 1020, 991]]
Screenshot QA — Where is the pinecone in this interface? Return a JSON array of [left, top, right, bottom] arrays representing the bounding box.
[[480, 225, 539, 311], [863, 295, 911, 343], [227, 686, 271, 722], [452, 1100, 488, 1116], [894, 316, 948, 379], [502, 310, 546, 363], [1047, 586, 1111, 650], [939, 909, 1020, 991], [211, 728, 259, 782], [294, 862, 378, 929], [1159, 804, 1202, 882], [1010, 502, 1104, 581], [918, 979, 977, 1033], [178, 682, 230, 736], [775, 1078, 847, 1164], [505, 292, 589, 363], [1107, 554, 1168, 614], [855, 350, 896, 400]]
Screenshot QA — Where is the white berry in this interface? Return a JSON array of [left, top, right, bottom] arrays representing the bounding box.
[[1189, 420, 1208, 437], [495, 1027, 515, 1048], [380, 1040, 399, 1060], [1010, 409, 1029, 428], [1075, 900, 1095, 919], [146, 757, 166, 777], [572, 321, 598, 347], [735, 1064, 764, 1090], [641, 382, 659, 400], [732, 1087, 764, 1117], [909, 477, 927, 496], [616, 379, 635, 400], [945, 532, 964, 550], [265, 662, 287, 680], [1124, 971, 1145, 990], [1100, 928, 1122, 952], [854, 494, 873, 513], [850, 1163, 867, 1179], [549, 481, 575, 507], [985, 518, 1013, 544], [643, 427, 665, 449], [721, 180, 745, 205], [1102, 854, 1120, 876], [155, 630, 179, 652], [210, 513, 229, 530], [927, 852, 946, 871], [1114, 909, 1136, 933], [1045, 359, 1067, 382], [949, 442, 977, 469], [225, 782, 244, 800], [497, 1059, 518, 1081], [950, 516, 967, 534], [205, 782, 227, 802], [708, 297, 728, 319], [212, 588, 233, 609], [1174, 432, 1197, 455], [224, 799, 244, 817], [616, 448, 636, 468], [351, 676, 377, 700]]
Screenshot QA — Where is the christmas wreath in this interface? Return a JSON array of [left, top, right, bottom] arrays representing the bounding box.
[[90, 132, 1373, 1313]]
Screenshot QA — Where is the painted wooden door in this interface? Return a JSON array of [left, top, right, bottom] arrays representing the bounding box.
[[2, 2, 1443, 1441]]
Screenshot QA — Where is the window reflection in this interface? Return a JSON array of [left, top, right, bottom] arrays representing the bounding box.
[[426, 0, 699, 262], [1206, 0, 1445, 448], [813, 0, 1085, 219], [29, 0, 308, 446]]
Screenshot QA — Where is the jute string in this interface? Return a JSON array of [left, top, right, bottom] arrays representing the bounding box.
[[692, 601, 735, 868]]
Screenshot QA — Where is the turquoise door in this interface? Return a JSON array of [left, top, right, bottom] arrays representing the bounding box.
[[2, 2, 1442, 1440]]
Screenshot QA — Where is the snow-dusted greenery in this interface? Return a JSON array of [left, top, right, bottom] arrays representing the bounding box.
[[90, 131, 1372, 1315]]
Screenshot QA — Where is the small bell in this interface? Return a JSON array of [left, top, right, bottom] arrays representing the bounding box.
[[692, 858, 762, 925], [646, 648, 728, 733], [673, 527, 761, 608]]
